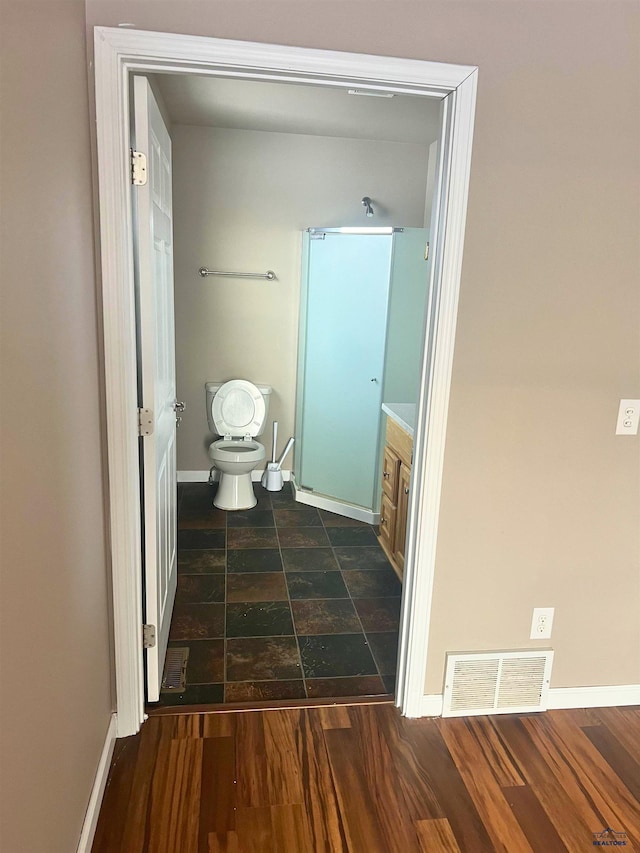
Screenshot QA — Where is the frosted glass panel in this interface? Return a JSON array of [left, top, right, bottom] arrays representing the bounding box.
[[298, 232, 393, 509], [383, 227, 430, 404]]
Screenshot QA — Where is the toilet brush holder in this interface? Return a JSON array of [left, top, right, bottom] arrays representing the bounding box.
[[262, 462, 283, 492]]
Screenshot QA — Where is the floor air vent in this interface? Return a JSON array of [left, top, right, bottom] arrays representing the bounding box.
[[442, 649, 553, 717], [161, 647, 189, 693]]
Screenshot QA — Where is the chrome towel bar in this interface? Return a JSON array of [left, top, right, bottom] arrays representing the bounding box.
[[198, 267, 276, 281]]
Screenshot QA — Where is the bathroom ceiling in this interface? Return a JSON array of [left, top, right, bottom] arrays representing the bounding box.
[[153, 74, 441, 145]]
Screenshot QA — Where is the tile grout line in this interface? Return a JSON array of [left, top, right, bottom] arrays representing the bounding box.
[[173, 484, 226, 704], [276, 503, 365, 696], [271, 487, 308, 699], [276, 503, 397, 695], [222, 482, 228, 703], [225, 486, 307, 701], [190, 672, 390, 686], [323, 514, 388, 691], [272, 507, 392, 694], [224, 485, 277, 701]]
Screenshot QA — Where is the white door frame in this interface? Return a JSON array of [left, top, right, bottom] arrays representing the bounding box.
[[94, 26, 477, 737]]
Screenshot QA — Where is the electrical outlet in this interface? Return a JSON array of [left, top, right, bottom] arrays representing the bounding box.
[[616, 399, 640, 435], [530, 607, 554, 640]]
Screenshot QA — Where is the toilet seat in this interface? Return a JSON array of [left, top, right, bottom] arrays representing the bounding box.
[[208, 438, 265, 464], [212, 379, 266, 438]]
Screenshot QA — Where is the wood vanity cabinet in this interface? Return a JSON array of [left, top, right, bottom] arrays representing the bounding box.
[[378, 417, 413, 580]]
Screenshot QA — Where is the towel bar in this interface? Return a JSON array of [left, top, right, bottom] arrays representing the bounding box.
[[198, 267, 276, 281]]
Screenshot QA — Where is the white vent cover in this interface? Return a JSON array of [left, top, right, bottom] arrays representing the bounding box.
[[442, 649, 554, 717]]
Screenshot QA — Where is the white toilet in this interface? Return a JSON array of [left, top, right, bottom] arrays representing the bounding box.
[[205, 380, 272, 510]]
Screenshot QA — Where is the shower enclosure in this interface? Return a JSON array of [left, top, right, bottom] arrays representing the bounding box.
[[294, 226, 429, 520]]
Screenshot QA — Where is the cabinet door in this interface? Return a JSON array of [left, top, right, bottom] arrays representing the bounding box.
[[393, 463, 411, 573], [379, 494, 396, 553], [382, 445, 399, 502]]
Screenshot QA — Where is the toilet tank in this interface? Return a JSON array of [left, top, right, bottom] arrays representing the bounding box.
[[205, 381, 272, 436]]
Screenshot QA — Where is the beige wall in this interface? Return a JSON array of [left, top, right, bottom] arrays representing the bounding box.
[[0, 1, 113, 850], [3, 1, 634, 845], [421, 4, 640, 692], [172, 124, 428, 472], [87, 0, 639, 695]]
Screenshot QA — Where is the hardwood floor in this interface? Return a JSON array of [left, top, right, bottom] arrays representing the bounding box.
[[93, 703, 640, 852]]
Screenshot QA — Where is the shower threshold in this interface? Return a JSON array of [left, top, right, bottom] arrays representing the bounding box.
[[291, 476, 379, 526]]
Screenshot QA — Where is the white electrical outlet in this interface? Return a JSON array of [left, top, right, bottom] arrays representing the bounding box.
[[530, 607, 554, 640], [616, 399, 640, 435]]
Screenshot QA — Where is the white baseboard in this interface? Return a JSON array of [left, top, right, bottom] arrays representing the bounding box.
[[547, 684, 640, 709], [77, 713, 117, 853], [178, 470, 209, 483], [291, 477, 379, 524], [178, 469, 291, 483], [412, 684, 640, 719], [418, 694, 444, 717]]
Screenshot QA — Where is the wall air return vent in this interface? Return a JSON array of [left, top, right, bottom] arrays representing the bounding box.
[[442, 649, 554, 717], [161, 647, 189, 693]]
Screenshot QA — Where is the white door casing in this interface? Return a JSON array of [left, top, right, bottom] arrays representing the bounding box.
[[94, 28, 477, 736], [132, 76, 178, 703]]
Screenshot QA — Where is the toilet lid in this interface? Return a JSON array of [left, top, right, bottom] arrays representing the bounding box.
[[212, 380, 266, 437]]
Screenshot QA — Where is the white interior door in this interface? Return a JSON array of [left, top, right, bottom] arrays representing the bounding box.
[[132, 76, 178, 703]]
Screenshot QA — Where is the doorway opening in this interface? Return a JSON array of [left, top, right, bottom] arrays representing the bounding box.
[[94, 28, 477, 736], [140, 69, 440, 709]]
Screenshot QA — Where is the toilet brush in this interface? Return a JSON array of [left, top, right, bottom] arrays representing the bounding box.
[[262, 421, 279, 488], [275, 436, 295, 471], [262, 432, 294, 492]]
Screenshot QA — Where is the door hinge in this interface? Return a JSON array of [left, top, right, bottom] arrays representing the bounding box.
[[143, 624, 156, 649], [131, 149, 148, 186], [424, 242, 430, 261], [138, 408, 154, 436]]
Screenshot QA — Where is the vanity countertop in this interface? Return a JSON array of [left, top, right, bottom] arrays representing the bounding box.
[[381, 403, 416, 437]]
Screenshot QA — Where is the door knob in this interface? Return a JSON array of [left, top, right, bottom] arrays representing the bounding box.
[[173, 401, 186, 412], [370, 378, 378, 383]]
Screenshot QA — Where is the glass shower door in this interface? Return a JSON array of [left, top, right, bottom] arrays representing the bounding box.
[[297, 230, 394, 510]]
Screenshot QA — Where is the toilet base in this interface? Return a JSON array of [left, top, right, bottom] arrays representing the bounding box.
[[214, 472, 257, 511]]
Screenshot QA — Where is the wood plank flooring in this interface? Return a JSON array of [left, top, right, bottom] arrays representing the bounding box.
[[93, 703, 640, 852]]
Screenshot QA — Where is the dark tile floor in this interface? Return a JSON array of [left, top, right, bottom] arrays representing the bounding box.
[[157, 481, 402, 706]]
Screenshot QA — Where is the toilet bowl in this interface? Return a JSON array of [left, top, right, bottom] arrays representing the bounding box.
[[208, 438, 266, 510], [205, 380, 272, 510]]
